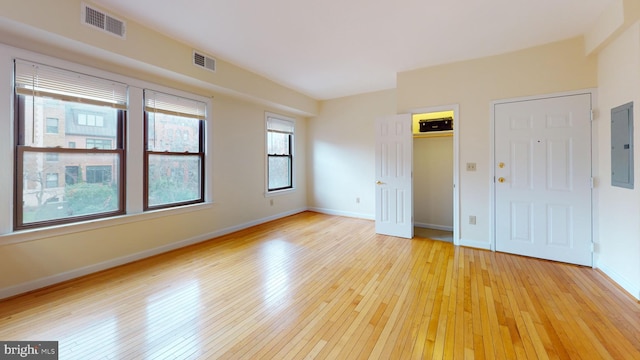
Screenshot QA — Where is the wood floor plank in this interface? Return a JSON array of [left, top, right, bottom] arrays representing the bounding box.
[[0, 212, 638, 359]]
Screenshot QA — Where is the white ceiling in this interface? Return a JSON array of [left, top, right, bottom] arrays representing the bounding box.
[[94, 0, 613, 100]]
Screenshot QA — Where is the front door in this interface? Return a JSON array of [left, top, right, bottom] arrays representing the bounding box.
[[375, 114, 413, 238], [494, 93, 592, 266]]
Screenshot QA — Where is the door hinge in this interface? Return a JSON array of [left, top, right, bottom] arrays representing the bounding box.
[[590, 243, 595, 252], [590, 177, 595, 188], [590, 109, 595, 121]]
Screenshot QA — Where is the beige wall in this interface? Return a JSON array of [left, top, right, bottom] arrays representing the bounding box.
[[0, 1, 310, 296], [307, 89, 396, 218], [595, 21, 640, 299], [398, 37, 598, 247]]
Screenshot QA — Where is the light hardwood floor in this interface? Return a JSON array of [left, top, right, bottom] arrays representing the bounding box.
[[0, 212, 638, 359]]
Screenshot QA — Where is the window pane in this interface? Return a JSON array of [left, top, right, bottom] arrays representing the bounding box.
[[267, 131, 290, 155], [22, 96, 118, 149], [21, 151, 121, 224], [148, 154, 201, 207], [268, 156, 292, 190], [147, 112, 200, 152]]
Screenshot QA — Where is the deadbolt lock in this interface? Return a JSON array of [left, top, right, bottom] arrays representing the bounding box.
[[498, 162, 505, 168]]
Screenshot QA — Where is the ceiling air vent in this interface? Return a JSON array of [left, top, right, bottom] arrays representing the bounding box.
[[193, 51, 216, 72], [81, 3, 126, 38]]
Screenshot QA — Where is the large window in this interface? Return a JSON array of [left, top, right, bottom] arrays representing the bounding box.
[[14, 60, 127, 229], [266, 114, 294, 192], [144, 90, 206, 210]]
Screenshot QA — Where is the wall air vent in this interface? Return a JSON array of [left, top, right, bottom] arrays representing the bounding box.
[[193, 51, 216, 72], [81, 3, 126, 38]]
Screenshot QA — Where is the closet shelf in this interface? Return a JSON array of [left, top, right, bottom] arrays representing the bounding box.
[[413, 130, 453, 138]]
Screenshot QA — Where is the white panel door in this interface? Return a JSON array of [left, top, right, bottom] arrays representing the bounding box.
[[375, 114, 413, 238], [495, 94, 592, 266]]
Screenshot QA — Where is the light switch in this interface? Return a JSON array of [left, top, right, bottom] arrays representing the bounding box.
[[466, 162, 477, 171]]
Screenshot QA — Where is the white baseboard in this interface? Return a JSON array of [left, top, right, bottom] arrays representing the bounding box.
[[0, 208, 308, 300], [308, 207, 374, 220], [597, 261, 640, 301], [458, 238, 491, 250], [414, 222, 453, 231]]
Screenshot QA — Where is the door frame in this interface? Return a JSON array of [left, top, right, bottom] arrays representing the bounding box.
[[408, 104, 460, 246], [490, 89, 597, 263]]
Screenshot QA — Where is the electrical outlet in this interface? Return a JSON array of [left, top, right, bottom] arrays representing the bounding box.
[[469, 215, 476, 225], [356, 197, 360, 204], [466, 162, 477, 171], [269, 199, 274, 206]]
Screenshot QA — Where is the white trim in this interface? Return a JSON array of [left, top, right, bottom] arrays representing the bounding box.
[[597, 262, 640, 301], [308, 207, 375, 221], [414, 222, 454, 232], [406, 104, 460, 246], [490, 89, 597, 254], [0, 207, 307, 300]]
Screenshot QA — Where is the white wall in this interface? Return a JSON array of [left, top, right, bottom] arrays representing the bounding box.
[[307, 90, 396, 218], [413, 136, 454, 229], [595, 21, 640, 300]]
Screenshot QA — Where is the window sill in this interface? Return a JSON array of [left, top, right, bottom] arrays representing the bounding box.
[[0, 202, 214, 246], [265, 188, 295, 197]]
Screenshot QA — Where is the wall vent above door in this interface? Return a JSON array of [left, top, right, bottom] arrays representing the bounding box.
[[193, 51, 216, 72], [81, 3, 126, 38]]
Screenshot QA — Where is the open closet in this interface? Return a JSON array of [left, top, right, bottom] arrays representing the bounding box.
[[412, 110, 454, 242]]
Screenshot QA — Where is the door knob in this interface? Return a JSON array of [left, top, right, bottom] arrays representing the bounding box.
[[498, 177, 506, 183], [376, 181, 384, 185]]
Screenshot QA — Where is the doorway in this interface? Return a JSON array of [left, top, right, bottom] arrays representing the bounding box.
[[412, 105, 459, 245]]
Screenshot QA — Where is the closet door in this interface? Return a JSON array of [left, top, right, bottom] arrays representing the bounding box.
[[375, 114, 413, 238]]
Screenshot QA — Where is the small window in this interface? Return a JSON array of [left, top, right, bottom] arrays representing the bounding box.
[[266, 114, 294, 192], [46, 118, 59, 133], [45, 152, 59, 162], [86, 138, 112, 149], [86, 165, 112, 184], [144, 89, 206, 210], [78, 113, 105, 127], [45, 173, 58, 188]]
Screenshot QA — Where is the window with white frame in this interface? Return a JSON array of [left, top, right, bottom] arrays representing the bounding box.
[[14, 59, 127, 229], [144, 89, 206, 210], [266, 114, 294, 192]]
